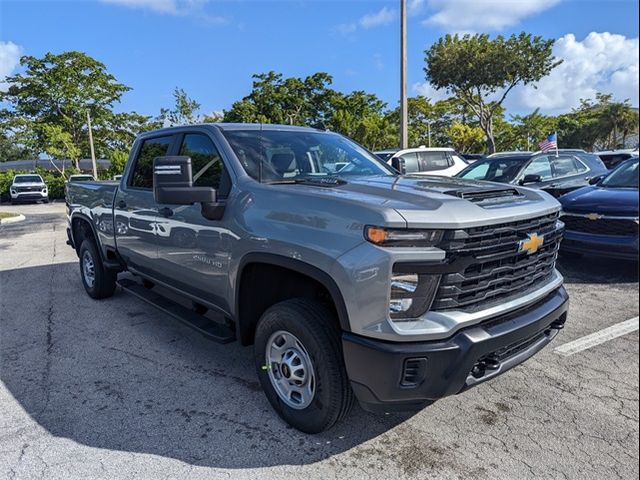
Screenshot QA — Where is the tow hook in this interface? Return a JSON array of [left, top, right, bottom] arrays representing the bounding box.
[[550, 319, 566, 330], [471, 356, 501, 379]]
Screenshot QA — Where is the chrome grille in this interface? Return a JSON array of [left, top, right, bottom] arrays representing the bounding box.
[[432, 213, 563, 312]]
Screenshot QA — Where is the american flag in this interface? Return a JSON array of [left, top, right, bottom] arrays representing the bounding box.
[[539, 133, 558, 152]]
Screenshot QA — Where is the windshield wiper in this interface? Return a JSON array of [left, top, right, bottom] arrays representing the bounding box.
[[266, 177, 347, 187]]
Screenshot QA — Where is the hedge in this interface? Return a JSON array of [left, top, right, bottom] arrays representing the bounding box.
[[0, 169, 78, 202]]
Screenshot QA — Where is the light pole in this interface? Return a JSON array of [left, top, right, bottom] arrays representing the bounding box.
[[86, 110, 98, 179], [400, 0, 408, 149]]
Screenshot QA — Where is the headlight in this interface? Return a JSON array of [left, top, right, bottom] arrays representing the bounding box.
[[389, 270, 441, 319], [365, 226, 443, 247]]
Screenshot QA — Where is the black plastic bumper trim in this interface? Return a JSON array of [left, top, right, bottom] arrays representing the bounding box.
[[342, 286, 569, 413]]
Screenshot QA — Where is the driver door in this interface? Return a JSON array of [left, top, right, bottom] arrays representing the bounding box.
[[154, 131, 236, 310]]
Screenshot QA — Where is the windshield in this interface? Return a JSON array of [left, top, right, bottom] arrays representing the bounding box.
[[222, 129, 395, 183], [600, 158, 639, 188], [70, 175, 94, 181], [457, 157, 529, 183], [14, 175, 42, 183]]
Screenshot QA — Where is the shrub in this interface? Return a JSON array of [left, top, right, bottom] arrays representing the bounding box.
[[0, 169, 68, 202]]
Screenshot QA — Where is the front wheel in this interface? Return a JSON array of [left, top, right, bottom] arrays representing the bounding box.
[[254, 299, 354, 433], [79, 240, 117, 299]]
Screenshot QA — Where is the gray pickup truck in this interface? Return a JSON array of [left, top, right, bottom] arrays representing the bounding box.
[[66, 123, 569, 433]]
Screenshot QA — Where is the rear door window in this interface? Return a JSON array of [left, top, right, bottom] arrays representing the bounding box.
[[417, 151, 453, 171], [551, 155, 588, 178], [129, 136, 174, 189]]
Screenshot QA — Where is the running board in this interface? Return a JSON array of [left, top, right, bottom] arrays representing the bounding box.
[[117, 278, 235, 344]]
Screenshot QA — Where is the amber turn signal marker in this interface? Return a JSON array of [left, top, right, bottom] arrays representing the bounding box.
[[365, 226, 387, 244]]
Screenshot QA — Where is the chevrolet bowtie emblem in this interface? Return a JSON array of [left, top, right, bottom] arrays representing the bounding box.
[[519, 233, 544, 255], [586, 213, 604, 221]]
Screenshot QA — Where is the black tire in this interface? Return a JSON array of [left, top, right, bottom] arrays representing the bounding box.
[[43, 198, 49, 204], [79, 240, 117, 299], [254, 298, 354, 433]]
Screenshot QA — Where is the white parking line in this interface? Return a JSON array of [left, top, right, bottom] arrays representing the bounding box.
[[555, 317, 639, 357]]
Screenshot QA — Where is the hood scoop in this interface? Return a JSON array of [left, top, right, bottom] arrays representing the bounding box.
[[443, 187, 524, 203]]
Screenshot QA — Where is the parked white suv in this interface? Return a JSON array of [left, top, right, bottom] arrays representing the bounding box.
[[377, 147, 469, 177], [9, 174, 49, 204]]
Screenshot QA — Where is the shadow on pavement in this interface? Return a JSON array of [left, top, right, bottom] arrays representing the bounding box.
[[0, 262, 413, 469]]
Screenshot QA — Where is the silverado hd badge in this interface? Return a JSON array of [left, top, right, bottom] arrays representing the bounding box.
[[519, 233, 545, 255]]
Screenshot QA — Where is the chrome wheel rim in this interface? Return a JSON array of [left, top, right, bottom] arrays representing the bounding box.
[[265, 330, 316, 409], [82, 251, 96, 288]]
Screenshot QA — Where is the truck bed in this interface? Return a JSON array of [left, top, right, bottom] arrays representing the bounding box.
[[66, 180, 119, 255]]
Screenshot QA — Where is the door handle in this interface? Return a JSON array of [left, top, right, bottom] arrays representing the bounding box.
[[117, 200, 127, 209], [158, 207, 173, 218]]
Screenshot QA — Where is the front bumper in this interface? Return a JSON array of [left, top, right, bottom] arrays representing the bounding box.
[[561, 231, 639, 260], [342, 286, 569, 412], [11, 191, 48, 201]]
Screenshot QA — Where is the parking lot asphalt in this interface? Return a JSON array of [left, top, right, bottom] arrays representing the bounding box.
[[0, 202, 638, 480]]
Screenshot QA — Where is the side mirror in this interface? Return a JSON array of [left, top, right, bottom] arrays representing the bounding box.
[[519, 174, 542, 185], [391, 157, 406, 175], [589, 175, 604, 185], [153, 156, 224, 220]]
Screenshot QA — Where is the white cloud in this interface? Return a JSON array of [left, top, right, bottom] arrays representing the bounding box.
[[424, 0, 561, 32], [101, 0, 181, 14], [0, 41, 22, 92], [100, 0, 226, 22], [510, 32, 640, 113], [338, 6, 397, 35], [408, 0, 427, 15], [360, 6, 397, 28], [412, 81, 450, 102]]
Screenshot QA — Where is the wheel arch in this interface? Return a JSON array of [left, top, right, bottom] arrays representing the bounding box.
[[234, 253, 350, 345]]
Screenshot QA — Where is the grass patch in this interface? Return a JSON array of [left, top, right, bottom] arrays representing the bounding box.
[[0, 212, 19, 220]]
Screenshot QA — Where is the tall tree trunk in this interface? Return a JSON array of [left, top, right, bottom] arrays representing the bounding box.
[[479, 112, 496, 154]]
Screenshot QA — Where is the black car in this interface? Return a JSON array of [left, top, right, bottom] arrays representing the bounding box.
[[456, 151, 609, 197], [596, 150, 639, 169]]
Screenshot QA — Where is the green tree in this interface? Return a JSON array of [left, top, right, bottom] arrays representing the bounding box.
[[224, 71, 336, 126], [446, 121, 486, 153], [0, 51, 132, 159], [158, 87, 201, 126], [424, 32, 562, 153], [510, 108, 558, 151], [40, 124, 80, 174]]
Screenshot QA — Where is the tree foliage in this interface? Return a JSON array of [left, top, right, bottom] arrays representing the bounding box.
[[425, 32, 562, 153], [158, 87, 201, 126]]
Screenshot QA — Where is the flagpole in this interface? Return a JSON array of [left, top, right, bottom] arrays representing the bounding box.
[[555, 131, 559, 158]]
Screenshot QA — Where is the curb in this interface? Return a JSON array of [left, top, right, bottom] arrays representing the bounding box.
[[0, 214, 26, 225]]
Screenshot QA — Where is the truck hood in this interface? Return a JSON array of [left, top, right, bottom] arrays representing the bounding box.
[[268, 175, 561, 229], [560, 186, 639, 217]]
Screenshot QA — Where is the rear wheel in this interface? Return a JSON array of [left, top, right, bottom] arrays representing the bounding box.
[[254, 298, 354, 433], [79, 240, 117, 299]]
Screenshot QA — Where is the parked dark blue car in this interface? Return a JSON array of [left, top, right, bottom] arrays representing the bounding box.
[[560, 157, 639, 260]]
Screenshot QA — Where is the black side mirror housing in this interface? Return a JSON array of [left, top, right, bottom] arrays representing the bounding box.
[[153, 156, 224, 220], [589, 175, 604, 185], [391, 157, 406, 175], [519, 174, 542, 185]]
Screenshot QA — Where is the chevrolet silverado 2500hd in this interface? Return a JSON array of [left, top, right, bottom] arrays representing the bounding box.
[[66, 124, 569, 433]]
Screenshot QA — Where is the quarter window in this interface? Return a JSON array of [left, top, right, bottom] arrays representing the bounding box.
[[129, 136, 173, 189], [179, 134, 231, 198]]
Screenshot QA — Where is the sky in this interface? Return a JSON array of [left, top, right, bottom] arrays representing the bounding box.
[[0, 0, 639, 119]]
